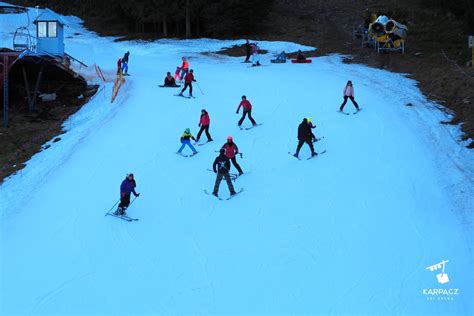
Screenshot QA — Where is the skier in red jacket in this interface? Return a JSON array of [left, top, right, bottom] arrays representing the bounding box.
[[196, 109, 213, 143], [221, 136, 243, 175], [237, 95, 257, 127], [179, 69, 195, 97]]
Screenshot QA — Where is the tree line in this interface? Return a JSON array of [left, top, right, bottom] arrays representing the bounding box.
[[12, 0, 275, 37]]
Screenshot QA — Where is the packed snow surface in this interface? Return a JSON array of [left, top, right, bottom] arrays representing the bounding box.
[[1, 4, 473, 315]]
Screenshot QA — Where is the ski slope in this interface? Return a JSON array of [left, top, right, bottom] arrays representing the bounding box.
[[1, 5, 473, 315]]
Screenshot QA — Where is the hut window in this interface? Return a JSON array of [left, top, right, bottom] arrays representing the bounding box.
[[37, 21, 58, 38], [38, 21, 47, 37], [48, 22, 57, 37]]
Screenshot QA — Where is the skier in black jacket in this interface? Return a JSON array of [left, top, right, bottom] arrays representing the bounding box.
[[212, 148, 236, 197], [293, 118, 316, 158], [244, 39, 251, 62]]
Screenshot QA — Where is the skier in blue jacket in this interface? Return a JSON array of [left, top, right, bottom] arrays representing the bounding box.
[[117, 173, 140, 215]]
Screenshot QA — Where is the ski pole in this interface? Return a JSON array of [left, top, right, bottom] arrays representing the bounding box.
[[128, 195, 139, 209], [105, 200, 120, 216], [195, 82, 204, 95]]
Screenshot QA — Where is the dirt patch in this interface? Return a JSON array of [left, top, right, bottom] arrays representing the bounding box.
[[0, 55, 98, 182]]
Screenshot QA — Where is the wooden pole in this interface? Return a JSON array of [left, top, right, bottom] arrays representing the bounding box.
[[31, 64, 44, 111], [22, 66, 33, 110], [2, 55, 9, 128]]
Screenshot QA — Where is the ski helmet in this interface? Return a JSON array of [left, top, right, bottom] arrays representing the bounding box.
[[185, 128, 190, 133], [227, 136, 233, 141], [220, 148, 225, 154], [306, 117, 312, 123]]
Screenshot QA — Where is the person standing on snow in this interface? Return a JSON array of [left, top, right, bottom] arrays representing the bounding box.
[[179, 57, 189, 81], [339, 80, 360, 112], [212, 148, 237, 197], [251, 42, 261, 66], [179, 69, 196, 97], [122, 51, 130, 75], [177, 128, 198, 155], [117, 57, 122, 75], [117, 173, 140, 215], [244, 39, 251, 63], [174, 66, 181, 81], [237, 95, 257, 127], [221, 136, 243, 175], [196, 109, 213, 143], [293, 118, 316, 158]]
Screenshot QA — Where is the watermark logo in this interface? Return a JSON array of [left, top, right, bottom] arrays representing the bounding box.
[[422, 259, 459, 301], [426, 260, 449, 284]]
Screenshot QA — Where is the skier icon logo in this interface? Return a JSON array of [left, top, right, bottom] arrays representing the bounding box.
[[426, 260, 449, 284]]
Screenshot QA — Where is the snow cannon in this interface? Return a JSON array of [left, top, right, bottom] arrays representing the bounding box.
[[384, 19, 408, 39], [370, 15, 389, 36]]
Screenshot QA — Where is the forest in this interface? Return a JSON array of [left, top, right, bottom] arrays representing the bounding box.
[[11, 0, 275, 37]]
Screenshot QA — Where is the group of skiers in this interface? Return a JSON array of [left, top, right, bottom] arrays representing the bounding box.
[[113, 47, 362, 215]]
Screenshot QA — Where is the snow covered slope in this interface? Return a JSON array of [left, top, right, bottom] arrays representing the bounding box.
[[1, 6, 473, 315]]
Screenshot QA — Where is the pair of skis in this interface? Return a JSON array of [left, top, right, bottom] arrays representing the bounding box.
[[239, 123, 263, 130], [288, 150, 327, 160], [177, 151, 198, 158], [338, 108, 362, 115], [105, 197, 139, 222], [174, 94, 195, 99], [204, 188, 244, 200]]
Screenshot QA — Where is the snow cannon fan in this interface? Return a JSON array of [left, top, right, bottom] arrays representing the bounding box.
[[370, 15, 389, 36], [384, 19, 408, 39]]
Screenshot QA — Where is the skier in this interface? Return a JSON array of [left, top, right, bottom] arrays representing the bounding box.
[[339, 80, 360, 112], [122, 51, 130, 75], [293, 118, 316, 158], [222, 136, 243, 175], [173, 66, 181, 81], [237, 95, 257, 127], [296, 50, 306, 61], [212, 148, 237, 197], [117, 173, 140, 215], [116, 57, 122, 75], [164, 72, 177, 86], [244, 39, 251, 63], [179, 57, 189, 81], [177, 128, 198, 155], [251, 42, 261, 66], [179, 69, 196, 97], [196, 109, 213, 143]]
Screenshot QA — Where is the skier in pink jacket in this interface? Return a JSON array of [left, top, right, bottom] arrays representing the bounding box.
[[339, 80, 360, 112]]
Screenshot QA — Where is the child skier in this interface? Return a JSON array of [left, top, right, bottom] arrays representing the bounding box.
[[116, 173, 140, 215], [122, 51, 130, 75], [212, 148, 237, 197], [293, 118, 316, 158], [177, 128, 198, 155], [340, 80, 360, 112], [221, 136, 243, 175], [196, 109, 213, 143], [174, 66, 181, 81], [179, 69, 196, 97], [251, 43, 261, 66], [237, 95, 257, 127], [179, 57, 189, 81]]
